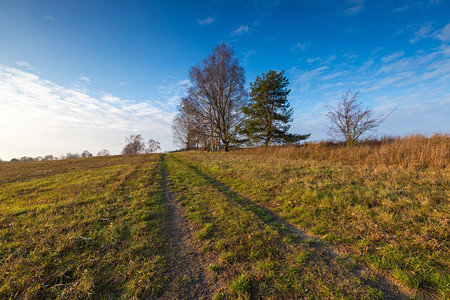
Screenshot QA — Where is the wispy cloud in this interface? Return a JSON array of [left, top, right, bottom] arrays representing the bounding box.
[[395, 0, 441, 12], [16, 61, 35, 70], [380, 51, 404, 63], [291, 42, 308, 51], [242, 50, 257, 66], [410, 22, 434, 43], [231, 25, 249, 37], [343, 0, 364, 16], [306, 54, 337, 65], [44, 16, 55, 21], [156, 76, 189, 106], [434, 23, 450, 42], [196, 16, 215, 25], [0, 65, 175, 159], [288, 43, 450, 140], [78, 76, 91, 84]]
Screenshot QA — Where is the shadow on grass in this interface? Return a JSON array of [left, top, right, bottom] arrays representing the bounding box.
[[170, 154, 412, 300]]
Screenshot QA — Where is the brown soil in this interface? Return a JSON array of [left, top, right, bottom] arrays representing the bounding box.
[[157, 163, 224, 299]]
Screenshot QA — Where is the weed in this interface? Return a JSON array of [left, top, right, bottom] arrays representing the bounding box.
[[295, 251, 311, 265]]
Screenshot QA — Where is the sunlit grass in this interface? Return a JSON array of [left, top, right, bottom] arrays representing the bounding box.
[[175, 144, 449, 298], [0, 154, 167, 298], [166, 154, 390, 299]]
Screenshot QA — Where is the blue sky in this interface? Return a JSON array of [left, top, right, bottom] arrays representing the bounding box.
[[0, 0, 449, 159]]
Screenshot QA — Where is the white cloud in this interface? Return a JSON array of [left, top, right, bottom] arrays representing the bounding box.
[[0, 65, 175, 159], [177, 79, 190, 85], [231, 25, 249, 36], [197, 16, 215, 25], [434, 23, 450, 42], [78, 76, 91, 84], [16, 61, 35, 70], [395, 0, 441, 12], [242, 50, 257, 66], [157, 76, 189, 106], [306, 54, 337, 64], [343, 0, 364, 16], [44, 16, 55, 21], [380, 51, 404, 63], [291, 42, 308, 51], [410, 22, 433, 43]]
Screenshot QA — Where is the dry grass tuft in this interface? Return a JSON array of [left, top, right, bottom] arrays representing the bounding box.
[[235, 134, 449, 169]]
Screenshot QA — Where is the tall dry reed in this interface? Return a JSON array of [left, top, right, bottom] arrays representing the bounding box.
[[234, 134, 449, 169]]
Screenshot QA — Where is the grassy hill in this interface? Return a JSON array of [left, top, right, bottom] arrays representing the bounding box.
[[1, 136, 448, 298]]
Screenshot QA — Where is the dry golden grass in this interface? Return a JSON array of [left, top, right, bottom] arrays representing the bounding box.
[[235, 134, 449, 169]]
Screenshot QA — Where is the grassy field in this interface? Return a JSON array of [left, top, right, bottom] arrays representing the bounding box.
[[1, 137, 448, 299], [0, 155, 167, 298], [174, 136, 449, 298]]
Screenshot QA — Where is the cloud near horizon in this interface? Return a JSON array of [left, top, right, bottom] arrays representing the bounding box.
[[0, 66, 175, 160]]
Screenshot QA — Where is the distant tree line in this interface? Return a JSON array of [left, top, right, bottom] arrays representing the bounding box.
[[172, 43, 391, 150], [7, 149, 112, 163], [5, 134, 164, 163]]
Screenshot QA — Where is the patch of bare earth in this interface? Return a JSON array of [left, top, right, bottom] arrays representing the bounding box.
[[157, 164, 224, 299]]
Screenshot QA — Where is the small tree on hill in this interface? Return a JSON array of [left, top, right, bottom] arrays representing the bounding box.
[[325, 91, 392, 146], [43, 155, 55, 161], [122, 134, 145, 155], [241, 70, 310, 146], [81, 150, 92, 158], [97, 149, 111, 156], [146, 139, 161, 153]]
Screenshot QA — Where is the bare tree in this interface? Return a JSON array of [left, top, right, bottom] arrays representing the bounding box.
[[19, 156, 34, 162], [146, 139, 161, 153], [97, 149, 111, 156], [64, 153, 81, 159], [187, 43, 246, 151], [325, 91, 392, 145], [81, 150, 92, 158], [122, 134, 145, 155], [172, 95, 207, 150], [43, 155, 55, 161]]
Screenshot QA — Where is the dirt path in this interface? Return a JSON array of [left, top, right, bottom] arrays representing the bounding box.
[[158, 158, 222, 299]]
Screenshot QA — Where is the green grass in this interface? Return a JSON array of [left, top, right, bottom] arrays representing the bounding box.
[[173, 151, 449, 299], [166, 154, 390, 299], [0, 154, 168, 298], [2, 150, 447, 299]]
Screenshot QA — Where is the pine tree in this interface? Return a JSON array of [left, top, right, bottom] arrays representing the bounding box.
[[241, 70, 310, 146]]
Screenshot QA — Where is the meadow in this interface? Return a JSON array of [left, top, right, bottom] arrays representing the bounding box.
[[0, 135, 448, 299], [0, 155, 167, 298]]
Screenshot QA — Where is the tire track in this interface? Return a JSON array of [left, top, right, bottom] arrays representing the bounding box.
[[158, 155, 221, 299]]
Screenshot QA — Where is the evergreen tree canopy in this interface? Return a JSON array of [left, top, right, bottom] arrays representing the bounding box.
[[241, 70, 310, 146]]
